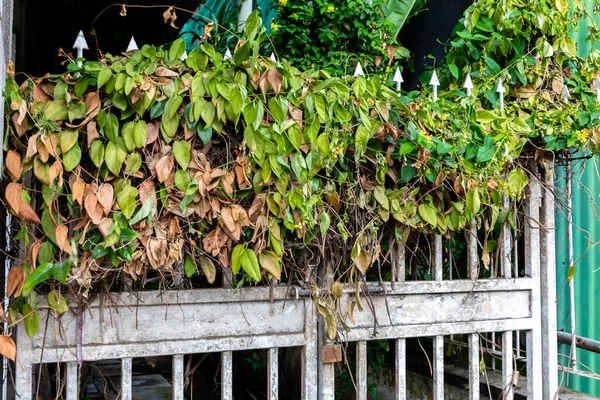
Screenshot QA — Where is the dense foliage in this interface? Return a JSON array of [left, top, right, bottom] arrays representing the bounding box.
[[2, 0, 600, 343]]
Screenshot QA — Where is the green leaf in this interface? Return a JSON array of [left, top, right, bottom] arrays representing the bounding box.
[[22, 304, 40, 338], [52, 260, 70, 284], [22, 263, 53, 297], [105, 141, 127, 176], [44, 99, 68, 121], [173, 141, 191, 169], [90, 140, 105, 168], [122, 121, 136, 152], [59, 129, 79, 153], [102, 113, 119, 143], [418, 202, 438, 227], [174, 170, 191, 191], [130, 197, 156, 226], [383, 0, 426, 37], [258, 250, 281, 280], [320, 212, 331, 236], [507, 168, 529, 196], [448, 63, 459, 79], [126, 152, 142, 174], [184, 255, 197, 278], [198, 255, 216, 283], [38, 241, 55, 265], [485, 57, 501, 75], [231, 245, 245, 275], [97, 68, 112, 89], [41, 210, 57, 245], [117, 184, 139, 219], [476, 110, 501, 123], [141, 44, 157, 60], [48, 290, 69, 314], [62, 142, 81, 172], [241, 248, 261, 282], [169, 39, 185, 61], [200, 101, 216, 127], [374, 186, 389, 210], [68, 101, 86, 122], [133, 121, 147, 148], [287, 125, 303, 151], [316, 133, 330, 157]]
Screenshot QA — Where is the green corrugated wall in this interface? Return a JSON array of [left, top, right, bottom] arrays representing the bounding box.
[[556, 1, 600, 395]]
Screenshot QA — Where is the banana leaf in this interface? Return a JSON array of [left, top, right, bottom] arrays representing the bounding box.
[[384, 0, 427, 37]]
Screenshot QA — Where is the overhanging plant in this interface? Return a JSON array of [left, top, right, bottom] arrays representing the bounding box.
[[0, 0, 599, 359]]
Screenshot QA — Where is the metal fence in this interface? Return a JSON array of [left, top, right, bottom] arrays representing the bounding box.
[[10, 169, 559, 400]]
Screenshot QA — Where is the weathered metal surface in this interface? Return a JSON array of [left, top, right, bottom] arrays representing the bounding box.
[[121, 357, 133, 400], [66, 362, 78, 400], [433, 235, 443, 281], [433, 335, 444, 399], [558, 332, 600, 355], [468, 333, 479, 400], [395, 338, 406, 400], [268, 348, 278, 400], [356, 341, 367, 400], [502, 332, 514, 400], [467, 222, 478, 280], [221, 351, 232, 400], [172, 355, 184, 400]]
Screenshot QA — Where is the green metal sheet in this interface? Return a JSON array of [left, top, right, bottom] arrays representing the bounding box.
[[557, 2, 600, 394]]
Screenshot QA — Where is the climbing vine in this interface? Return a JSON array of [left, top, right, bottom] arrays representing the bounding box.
[[2, 0, 600, 347]]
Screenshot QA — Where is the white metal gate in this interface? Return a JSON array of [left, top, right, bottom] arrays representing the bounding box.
[[12, 176, 558, 400]]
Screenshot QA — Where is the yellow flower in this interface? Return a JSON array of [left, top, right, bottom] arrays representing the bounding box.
[[327, 5, 335, 13], [577, 129, 590, 143], [385, 66, 392, 73], [278, 0, 287, 5], [271, 22, 279, 31]]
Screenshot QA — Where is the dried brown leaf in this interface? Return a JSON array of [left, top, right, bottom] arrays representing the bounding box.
[[6, 182, 22, 215], [146, 121, 159, 145], [266, 67, 282, 95], [19, 202, 41, 224], [86, 121, 100, 148], [56, 225, 72, 254], [6, 150, 22, 180], [12, 112, 28, 137], [98, 218, 113, 237], [97, 183, 114, 215], [0, 336, 16, 361], [7, 267, 24, 298], [29, 240, 42, 271], [71, 176, 85, 207], [155, 155, 174, 183], [155, 67, 179, 77], [203, 21, 214, 40], [84, 193, 103, 225], [85, 92, 101, 118]]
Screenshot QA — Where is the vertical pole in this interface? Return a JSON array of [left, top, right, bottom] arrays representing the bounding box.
[[66, 362, 79, 400], [525, 180, 542, 399], [14, 362, 32, 400], [267, 348, 279, 400], [433, 235, 443, 281], [356, 341, 368, 400], [468, 334, 479, 400], [502, 332, 513, 400], [302, 298, 318, 400], [222, 351, 233, 400], [121, 358, 133, 400], [319, 261, 336, 400], [172, 355, 184, 400], [433, 336, 444, 399], [566, 164, 577, 371], [395, 338, 406, 400], [237, 0, 254, 32], [467, 221, 478, 280], [541, 162, 558, 399]]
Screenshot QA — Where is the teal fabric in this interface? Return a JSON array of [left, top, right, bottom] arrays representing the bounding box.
[[179, 0, 277, 51]]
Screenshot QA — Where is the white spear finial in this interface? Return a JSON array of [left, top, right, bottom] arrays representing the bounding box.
[[126, 36, 139, 52], [73, 30, 89, 68], [354, 62, 365, 77], [429, 70, 440, 102], [392, 67, 404, 92], [561, 81, 570, 104], [180, 50, 188, 61], [269, 52, 276, 62], [593, 76, 600, 102], [496, 78, 506, 111], [463, 74, 473, 96], [224, 48, 232, 60]]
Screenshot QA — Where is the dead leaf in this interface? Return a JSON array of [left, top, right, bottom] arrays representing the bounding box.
[[120, 4, 127, 16], [86, 121, 100, 147], [48, 161, 63, 186], [56, 225, 72, 254], [352, 242, 371, 274], [85, 92, 101, 118], [155, 67, 179, 78], [6, 182, 22, 214], [97, 183, 114, 215], [266, 68, 282, 94], [7, 267, 24, 297], [11, 112, 28, 137], [155, 155, 174, 183], [5, 150, 22, 180], [198, 255, 216, 283], [359, 177, 374, 191], [98, 218, 112, 237], [163, 6, 179, 29], [84, 193, 103, 225], [139, 180, 157, 206], [203, 21, 214, 40], [29, 240, 42, 271], [552, 78, 563, 94], [146, 121, 159, 145], [517, 85, 536, 99], [19, 203, 41, 224], [6, 60, 14, 78], [0, 336, 16, 361], [258, 250, 281, 280], [71, 176, 85, 207], [25, 134, 39, 159]]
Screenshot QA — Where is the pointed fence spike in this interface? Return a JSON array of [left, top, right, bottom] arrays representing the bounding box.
[[496, 78, 506, 111], [393, 67, 404, 92], [561, 82, 570, 104], [73, 30, 89, 68], [463, 74, 473, 96], [354, 62, 365, 77], [430, 70, 440, 102], [269, 52, 276, 62], [180, 50, 188, 61], [224, 48, 232, 60], [593, 76, 600, 102], [126, 36, 139, 52]]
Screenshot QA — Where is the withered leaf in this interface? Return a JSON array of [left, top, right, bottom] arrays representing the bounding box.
[[155, 67, 179, 78], [84, 193, 103, 225], [86, 121, 100, 148], [155, 155, 174, 183], [56, 225, 72, 254], [266, 68, 282, 95], [85, 92, 101, 118], [33, 82, 52, 102], [97, 183, 114, 215], [146, 121, 159, 145], [19, 202, 41, 224], [6, 182, 22, 214], [7, 267, 24, 298], [98, 218, 112, 237], [203, 21, 214, 41], [6, 150, 22, 180], [198, 255, 216, 283], [29, 240, 42, 271], [12, 112, 28, 137], [0, 336, 16, 361], [71, 176, 85, 206]]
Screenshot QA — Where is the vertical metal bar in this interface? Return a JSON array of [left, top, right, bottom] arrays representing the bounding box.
[[222, 351, 233, 400], [502, 332, 514, 400], [121, 358, 133, 400], [541, 162, 558, 400], [66, 362, 79, 400], [468, 334, 479, 400], [172, 355, 184, 400], [14, 362, 32, 400], [356, 341, 368, 400], [433, 336, 444, 399], [501, 196, 512, 279], [448, 237, 453, 280], [525, 180, 542, 399], [2, 213, 11, 400], [268, 348, 278, 400], [302, 299, 318, 400], [398, 237, 405, 282], [566, 165, 577, 371], [395, 338, 406, 400], [319, 261, 336, 400], [467, 221, 478, 279], [492, 332, 496, 370], [433, 235, 443, 281]]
